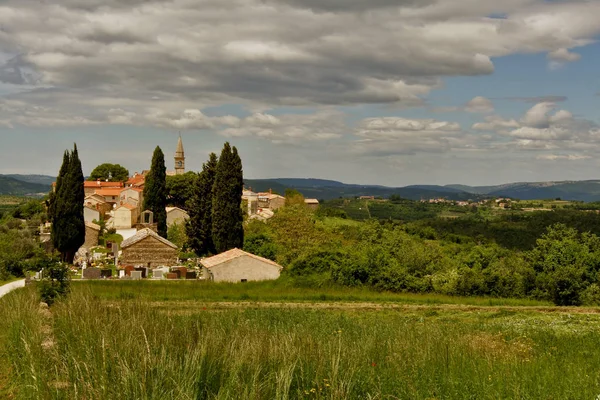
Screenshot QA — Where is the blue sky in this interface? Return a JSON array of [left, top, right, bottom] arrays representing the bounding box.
[[0, 0, 599, 186]]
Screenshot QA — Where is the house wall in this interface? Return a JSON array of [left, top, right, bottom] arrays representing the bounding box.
[[83, 226, 100, 249], [205, 255, 281, 283], [269, 197, 285, 210], [167, 209, 189, 226], [120, 236, 178, 268], [114, 208, 133, 229], [84, 207, 100, 224]]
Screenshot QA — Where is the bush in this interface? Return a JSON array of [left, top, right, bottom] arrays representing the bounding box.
[[37, 256, 70, 306]]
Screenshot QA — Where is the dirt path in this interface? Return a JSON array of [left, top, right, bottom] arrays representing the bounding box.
[[142, 300, 600, 315], [0, 280, 25, 299]]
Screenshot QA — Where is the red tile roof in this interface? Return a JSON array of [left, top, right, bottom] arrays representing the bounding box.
[[84, 181, 124, 188], [94, 188, 123, 197]]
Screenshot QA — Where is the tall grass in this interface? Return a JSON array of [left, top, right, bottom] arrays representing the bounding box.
[[74, 279, 551, 307], [2, 285, 600, 399]]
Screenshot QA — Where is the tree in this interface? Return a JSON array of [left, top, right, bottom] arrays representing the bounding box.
[[211, 143, 244, 253], [89, 163, 129, 182], [143, 146, 168, 237], [166, 172, 198, 210], [187, 153, 218, 256], [50, 144, 85, 263]]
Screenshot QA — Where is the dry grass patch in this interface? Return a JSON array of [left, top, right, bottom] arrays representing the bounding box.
[[464, 332, 534, 362]]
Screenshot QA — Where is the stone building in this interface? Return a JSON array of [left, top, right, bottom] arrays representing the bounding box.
[[304, 198, 320, 210], [167, 135, 186, 176], [120, 187, 143, 208], [83, 221, 101, 249], [166, 206, 189, 226], [200, 248, 283, 283], [258, 192, 285, 210], [83, 180, 123, 196], [120, 228, 178, 268], [113, 203, 139, 229]]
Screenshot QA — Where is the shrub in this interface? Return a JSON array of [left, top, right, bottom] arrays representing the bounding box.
[[37, 256, 70, 306]]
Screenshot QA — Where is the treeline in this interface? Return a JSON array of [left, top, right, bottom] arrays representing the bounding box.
[[244, 204, 600, 306]]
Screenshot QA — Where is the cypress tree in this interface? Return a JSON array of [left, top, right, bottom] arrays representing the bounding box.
[[143, 146, 168, 237], [187, 152, 218, 256], [51, 144, 85, 263], [212, 142, 244, 253]]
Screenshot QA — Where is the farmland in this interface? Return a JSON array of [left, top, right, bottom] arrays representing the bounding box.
[[2, 282, 600, 399]]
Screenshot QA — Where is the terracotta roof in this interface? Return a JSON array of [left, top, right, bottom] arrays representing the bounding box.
[[85, 221, 101, 231], [126, 174, 145, 186], [121, 228, 177, 249], [200, 248, 282, 270], [94, 188, 123, 197], [84, 181, 124, 188]]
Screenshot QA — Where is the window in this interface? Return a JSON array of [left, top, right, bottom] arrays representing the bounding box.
[[241, 279, 247, 283]]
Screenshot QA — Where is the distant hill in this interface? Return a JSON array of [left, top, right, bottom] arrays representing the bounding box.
[[446, 180, 600, 202], [5, 174, 56, 187], [0, 175, 50, 196], [244, 179, 478, 201]]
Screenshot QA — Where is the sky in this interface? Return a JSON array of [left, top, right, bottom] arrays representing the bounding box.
[[0, 0, 599, 187]]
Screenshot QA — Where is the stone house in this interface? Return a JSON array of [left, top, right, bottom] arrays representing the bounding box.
[[94, 188, 123, 206], [200, 248, 283, 283], [84, 180, 123, 196], [113, 203, 139, 229], [258, 192, 285, 210], [120, 228, 178, 268], [84, 194, 111, 215], [83, 221, 101, 249], [304, 198, 320, 210], [166, 206, 189, 226], [84, 205, 100, 224], [120, 187, 143, 209]]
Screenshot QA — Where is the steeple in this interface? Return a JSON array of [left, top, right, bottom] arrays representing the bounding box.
[[174, 134, 185, 175]]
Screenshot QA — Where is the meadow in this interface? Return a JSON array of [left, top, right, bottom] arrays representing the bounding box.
[[2, 282, 600, 399]]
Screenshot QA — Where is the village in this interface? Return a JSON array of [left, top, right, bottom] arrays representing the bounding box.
[[38, 137, 319, 283]]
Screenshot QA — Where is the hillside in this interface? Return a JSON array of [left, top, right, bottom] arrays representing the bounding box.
[[0, 176, 49, 196]]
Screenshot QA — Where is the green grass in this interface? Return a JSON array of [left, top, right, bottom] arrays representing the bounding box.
[[72, 279, 550, 307], [0, 276, 19, 286], [1, 285, 600, 399]]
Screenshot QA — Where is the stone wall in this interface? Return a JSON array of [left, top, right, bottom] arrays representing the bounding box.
[[120, 236, 178, 268], [205, 255, 281, 283], [83, 225, 100, 249]]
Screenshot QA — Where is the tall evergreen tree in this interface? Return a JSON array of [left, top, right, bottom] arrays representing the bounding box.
[[143, 146, 168, 237], [51, 144, 85, 263], [212, 142, 244, 253], [187, 153, 218, 256]]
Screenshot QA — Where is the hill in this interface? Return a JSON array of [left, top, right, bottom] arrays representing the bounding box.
[[5, 174, 56, 187], [447, 180, 600, 202], [0, 176, 50, 196]]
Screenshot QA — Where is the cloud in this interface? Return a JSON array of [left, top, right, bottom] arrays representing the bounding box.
[[505, 95, 568, 103], [536, 154, 591, 161], [0, 0, 598, 119], [465, 96, 494, 113], [520, 102, 572, 128], [547, 48, 582, 70]]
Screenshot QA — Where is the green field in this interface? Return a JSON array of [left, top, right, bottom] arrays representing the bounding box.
[[2, 282, 600, 399]]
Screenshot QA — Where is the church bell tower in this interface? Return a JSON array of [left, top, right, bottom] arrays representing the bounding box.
[[174, 135, 185, 175]]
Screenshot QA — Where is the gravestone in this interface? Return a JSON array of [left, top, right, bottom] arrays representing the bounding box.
[[130, 271, 142, 280], [172, 267, 187, 279], [100, 269, 112, 278], [118, 270, 126, 278], [166, 272, 178, 280], [185, 271, 197, 280], [83, 267, 101, 280], [134, 267, 147, 278], [152, 269, 164, 279]]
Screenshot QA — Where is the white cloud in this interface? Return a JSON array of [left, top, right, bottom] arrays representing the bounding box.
[[465, 96, 494, 113], [547, 48, 581, 70], [536, 154, 591, 161]]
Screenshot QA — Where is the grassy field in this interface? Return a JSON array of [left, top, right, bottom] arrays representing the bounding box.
[[2, 282, 600, 399]]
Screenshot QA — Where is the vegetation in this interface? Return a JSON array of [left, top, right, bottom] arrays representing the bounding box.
[[187, 153, 218, 256], [2, 284, 600, 399], [37, 256, 70, 306], [143, 146, 168, 237], [211, 143, 244, 253], [88, 163, 129, 182], [49, 145, 85, 263], [166, 171, 197, 210]]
